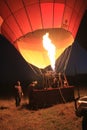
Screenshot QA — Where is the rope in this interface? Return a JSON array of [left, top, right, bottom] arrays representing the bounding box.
[[57, 45, 73, 103], [58, 87, 66, 103], [63, 45, 73, 73], [28, 63, 42, 76]]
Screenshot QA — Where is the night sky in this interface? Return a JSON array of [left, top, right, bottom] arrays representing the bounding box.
[[0, 35, 41, 84], [76, 10, 87, 49]]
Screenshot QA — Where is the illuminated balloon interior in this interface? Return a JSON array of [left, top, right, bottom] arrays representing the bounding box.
[[16, 28, 74, 69]]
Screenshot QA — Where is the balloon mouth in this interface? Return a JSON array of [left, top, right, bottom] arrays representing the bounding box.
[[16, 28, 74, 69]]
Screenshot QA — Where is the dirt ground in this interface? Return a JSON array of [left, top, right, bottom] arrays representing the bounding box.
[[0, 97, 82, 130]]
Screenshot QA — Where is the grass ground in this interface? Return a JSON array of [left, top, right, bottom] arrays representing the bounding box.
[[0, 97, 82, 130], [1, 86, 87, 130]]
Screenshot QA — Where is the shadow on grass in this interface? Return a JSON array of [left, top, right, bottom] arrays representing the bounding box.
[[19, 102, 56, 111]]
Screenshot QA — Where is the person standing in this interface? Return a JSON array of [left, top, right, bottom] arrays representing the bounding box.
[[28, 81, 37, 108], [14, 81, 23, 107]]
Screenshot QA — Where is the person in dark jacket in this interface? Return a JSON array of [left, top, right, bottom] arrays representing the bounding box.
[[28, 81, 37, 108]]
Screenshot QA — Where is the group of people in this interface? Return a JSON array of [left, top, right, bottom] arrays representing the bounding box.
[[43, 72, 69, 89], [52, 73, 69, 88], [14, 80, 37, 107], [14, 73, 68, 107]]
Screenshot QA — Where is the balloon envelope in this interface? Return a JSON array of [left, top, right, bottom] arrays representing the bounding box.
[[0, 0, 87, 68]]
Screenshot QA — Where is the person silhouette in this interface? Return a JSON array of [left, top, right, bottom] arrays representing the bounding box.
[[14, 81, 23, 107]]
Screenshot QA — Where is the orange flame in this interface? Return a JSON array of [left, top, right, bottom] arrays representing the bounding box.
[[43, 33, 56, 70]]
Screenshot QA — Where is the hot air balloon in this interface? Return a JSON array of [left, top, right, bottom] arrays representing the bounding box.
[[0, 0, 87, 69], [1, 0, 87, 109]]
